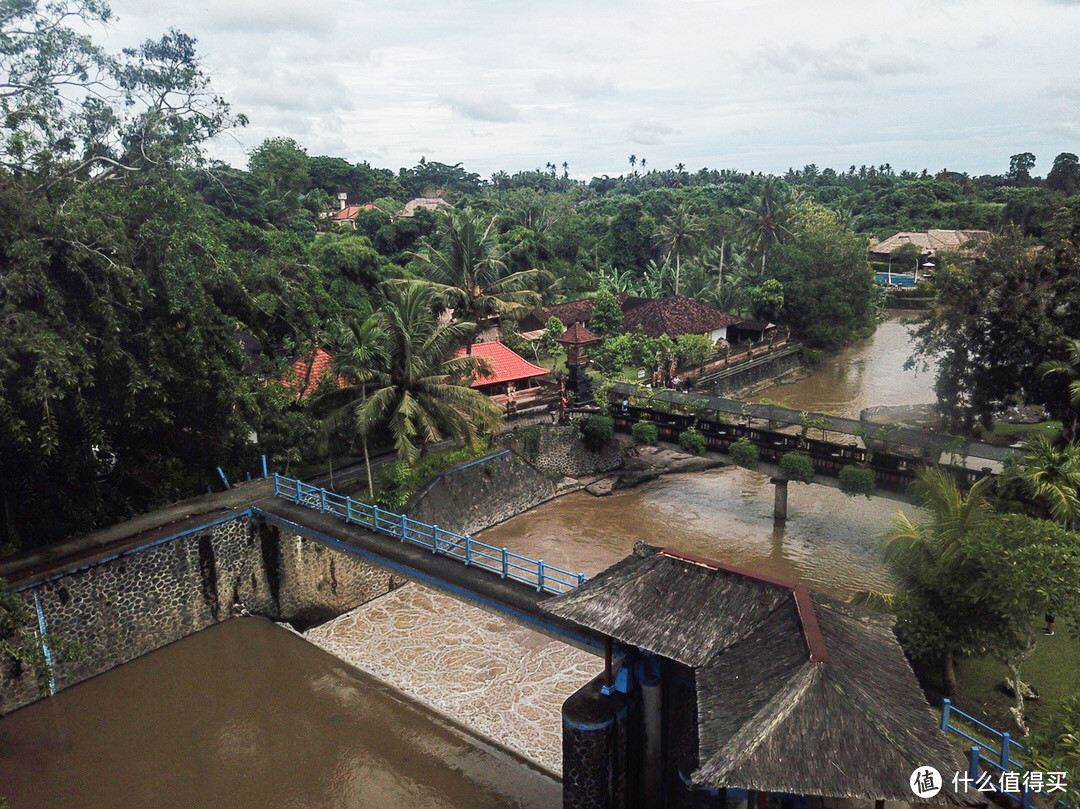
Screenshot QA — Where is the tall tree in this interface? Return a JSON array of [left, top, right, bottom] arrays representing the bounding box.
[[590, 289, 623, 337], [1009, 436, 1080, 528], [655, 202, 704, 295], [411, 207, 545, 353], [355, 285, 502, 463], [739, 177, 790, 276], [1046, 152, 1080, 195]]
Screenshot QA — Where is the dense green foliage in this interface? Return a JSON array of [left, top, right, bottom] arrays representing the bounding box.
[[778, 452, 814, 483], [372, 441, 491, 512], [590, 289, 623, 337], [5, 0, 1080, 558], [678, 428, 706, 455], [838, 465, 877, 497], [580, 414, 614, 450], [631, 421, 658, 446], [729, 437, 759, 468]]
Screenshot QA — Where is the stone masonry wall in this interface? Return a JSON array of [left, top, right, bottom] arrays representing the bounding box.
[[2, 515, 395, 715], [501, 423, 623, 477], [406, 450, 578, 537]]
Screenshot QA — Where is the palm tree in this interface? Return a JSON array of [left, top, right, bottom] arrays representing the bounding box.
[[655, 203, 704, 296], [411, 207, 546, 354], [1011, 435, 1080, 527], [318, 317, 387, 498], [853, 467, 993, 696], [628, 154, 636, 171], [739, 177, 790, 276], [1037, 338, 1080, 439], [355, 285, 503, 464]]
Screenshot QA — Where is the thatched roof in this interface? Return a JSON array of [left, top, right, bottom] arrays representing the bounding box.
[[542, 543, 967, 803], [871, 230, 991, 258], [622, 295, 742, 339]]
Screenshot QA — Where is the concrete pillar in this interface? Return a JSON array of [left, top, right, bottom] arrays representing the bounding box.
[[636, 655, 663, 808], [771, 477, 788, 521]]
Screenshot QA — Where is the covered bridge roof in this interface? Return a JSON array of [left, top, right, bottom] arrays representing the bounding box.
[[610, 382, 1014, 462], [542, 543, 966, 802]]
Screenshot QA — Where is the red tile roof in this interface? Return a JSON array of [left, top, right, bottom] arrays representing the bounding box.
[[282, 348, 344, 399], [456, 341, 550, 388], [331, 203, 380, 221]]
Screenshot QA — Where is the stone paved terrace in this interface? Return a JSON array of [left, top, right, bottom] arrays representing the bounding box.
[[306, 583, 598, 774]]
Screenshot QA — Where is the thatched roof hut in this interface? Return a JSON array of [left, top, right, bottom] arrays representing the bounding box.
[[542, 543, 967, 803]]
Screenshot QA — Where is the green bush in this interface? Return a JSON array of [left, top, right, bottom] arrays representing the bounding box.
[[778, 451, 814, 483], [374, 461, 414, 511], [729, 437, 759, 468], [580, 414, 614, 450], [631, 421, 658, 446], [679, 428, 706, 455], [839, 464, 876, 497]]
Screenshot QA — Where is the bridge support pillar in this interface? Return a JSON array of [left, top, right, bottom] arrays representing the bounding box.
[[771, 477, 788, 522]]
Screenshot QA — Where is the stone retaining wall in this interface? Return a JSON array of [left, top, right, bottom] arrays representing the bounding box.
[[2, 515, 395, 715], [703, 349, 803, 396], [406, 451, 578, 537], [500, 423, 623, 477]]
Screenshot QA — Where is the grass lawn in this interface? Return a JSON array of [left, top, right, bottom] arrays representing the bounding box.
[[953, 628, 1079, 742], [987, 420, 1063, 444]]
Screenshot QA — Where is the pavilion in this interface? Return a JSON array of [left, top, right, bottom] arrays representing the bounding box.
[[543, 542, 968, 808], [455, 340, 550, 405]]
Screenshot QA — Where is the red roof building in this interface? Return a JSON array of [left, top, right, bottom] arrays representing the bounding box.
[[330, 202, 381, 224], [282, 348, 344, 399], [456, 341, 549, 394]]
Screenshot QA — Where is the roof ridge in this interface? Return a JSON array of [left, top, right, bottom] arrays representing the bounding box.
[[658, 549, 830, 663], [698, 663, 820, 782]]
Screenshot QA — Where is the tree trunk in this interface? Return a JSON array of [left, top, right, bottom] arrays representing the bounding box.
[[675, 248, 681, 296], [1, 472, 18, 552], [942, 651, 958, 698], [718, 237, 725, 288], [363, 438, 374, 499]]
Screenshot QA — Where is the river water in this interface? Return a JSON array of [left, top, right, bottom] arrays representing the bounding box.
[[0, 618, 559, 809], [757, 310, 935, 418]]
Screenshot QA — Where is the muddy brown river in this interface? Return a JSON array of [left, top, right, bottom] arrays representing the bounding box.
[[0, 618, 559, 809]]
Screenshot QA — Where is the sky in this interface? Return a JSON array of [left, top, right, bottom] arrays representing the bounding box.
[[100, 0, 1080, 181]]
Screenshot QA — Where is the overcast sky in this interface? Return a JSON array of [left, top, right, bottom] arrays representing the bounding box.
[[102, 0, 1079, 180]]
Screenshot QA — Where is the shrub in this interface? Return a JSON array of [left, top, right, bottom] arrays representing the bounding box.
[[631, 421, 658, 446], [729, 437, 759, 468], [374, 461, 414, 511], [580, 414, 614, 450], [839, 464, 876, 497], [679, 428, 706, 455], [778, 451, 814, 483]]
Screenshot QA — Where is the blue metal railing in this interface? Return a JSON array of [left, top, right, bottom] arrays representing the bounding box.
[[272, 474, 586, 595], [942, 699, 1075, 808]]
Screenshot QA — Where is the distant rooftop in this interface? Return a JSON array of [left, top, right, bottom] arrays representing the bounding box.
[[871, 229, 991, 258]]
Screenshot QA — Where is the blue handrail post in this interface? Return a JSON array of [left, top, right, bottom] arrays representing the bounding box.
[[217, 466, 230, 489], [941, 698, 952, 732], [345, 497, 353, 524], [1020, 786, 1030, 809], [373, 504, 379, 531], [294, 481, 302, 504], [319, 488, 327, 513], [273, 472, 280, 496], [1000, 732, 1011, 768], [261, 454, 268, 478], [432, 525, 439, 554], [577, 573, 586, 587], [537, 560, 545, 592], [968, 747, 980, 781], [501, 547, 508, 578], [465, 537, 472, 567], [400, 513, 407, 542]]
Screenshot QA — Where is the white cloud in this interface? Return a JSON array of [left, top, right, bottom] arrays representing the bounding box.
[[99, 0, 1080, 177]]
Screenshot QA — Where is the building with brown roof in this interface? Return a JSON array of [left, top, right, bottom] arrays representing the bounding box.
[[520, 294, 741, 344], [870, 229, 992, 264]]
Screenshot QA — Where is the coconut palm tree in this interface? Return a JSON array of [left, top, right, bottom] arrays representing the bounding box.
[[1037, 337, 1080, 438], [1011, 435, 1080, 528], [410, 207, 546, 353], [356, 285, 502, 463], [739, 177, 791, 276], [318, 316, 387, 497], [852, 466, 994, 696], [655, 203, 704, 296]]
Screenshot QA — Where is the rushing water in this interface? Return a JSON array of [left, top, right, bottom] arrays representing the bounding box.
[[0, 618, 560, 809], [756, 310, 936, 418]]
